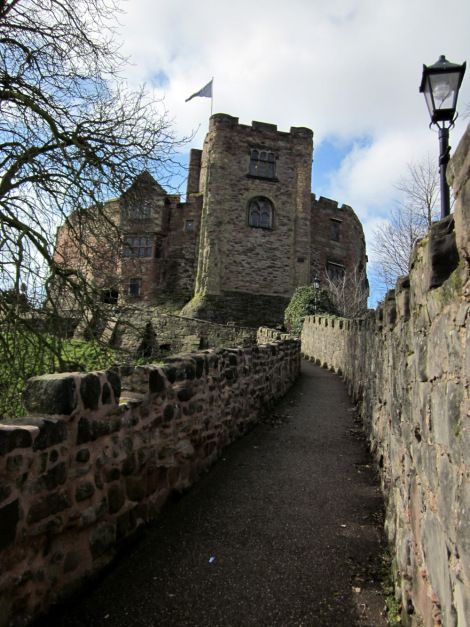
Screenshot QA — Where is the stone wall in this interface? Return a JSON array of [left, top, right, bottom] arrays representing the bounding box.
[[194, 114, 314, 299], [0, 338, 300, 626], [181, 292, 291, 328], [79, 306, 258, 357], [300, 125, 470, 626], [310, 194, 368, 287]]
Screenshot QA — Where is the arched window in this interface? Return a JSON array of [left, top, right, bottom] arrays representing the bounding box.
[[248, 197, 274, 229]]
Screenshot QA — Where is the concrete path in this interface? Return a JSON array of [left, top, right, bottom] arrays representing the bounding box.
[[39, 361, 387, 627]]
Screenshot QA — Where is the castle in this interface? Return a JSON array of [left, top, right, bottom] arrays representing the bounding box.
[[55, 113, 368, 327]]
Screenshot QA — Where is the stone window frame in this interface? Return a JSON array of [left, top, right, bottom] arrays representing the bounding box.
[[122, 235, 153, 258], [247, 196, 274, 230], [248, 148, 277, 179], [125, 203, 151, 220], [326, 260, 345, 282], [185, 219, 195, 233], [330, 218, 342, 242], [128, 277, 142, 298]]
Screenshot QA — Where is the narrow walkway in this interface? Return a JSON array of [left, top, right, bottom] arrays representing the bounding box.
[[41, 361, 387, 627]]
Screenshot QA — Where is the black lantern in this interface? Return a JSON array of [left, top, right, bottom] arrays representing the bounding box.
[[420, 55, 466, 125], [313, 276, 320, 290], [420, 55, 466, 218]]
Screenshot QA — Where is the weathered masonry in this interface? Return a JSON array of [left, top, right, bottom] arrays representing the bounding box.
[[301, 124, 470, 627], [0, 333, 299, 626], [54, 114, 367, 327]]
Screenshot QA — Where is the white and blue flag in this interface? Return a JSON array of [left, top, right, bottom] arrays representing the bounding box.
[[185, 79, 213, 102]]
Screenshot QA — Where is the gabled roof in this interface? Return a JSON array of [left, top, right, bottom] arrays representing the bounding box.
[[124, 171, 167, 197]]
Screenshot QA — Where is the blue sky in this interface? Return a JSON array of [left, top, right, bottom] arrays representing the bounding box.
[[116, 0, 470, 306]]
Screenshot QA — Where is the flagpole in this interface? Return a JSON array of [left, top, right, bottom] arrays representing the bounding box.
[[210, 77, 214, 116]]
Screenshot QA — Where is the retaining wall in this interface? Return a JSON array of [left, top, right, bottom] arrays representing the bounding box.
[[301, 125, 470, 626], [0, 338, 300, 626], [76, 306, 258, 358]]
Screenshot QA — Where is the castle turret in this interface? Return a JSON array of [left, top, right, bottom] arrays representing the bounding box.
[[183, 113, 314, 326]]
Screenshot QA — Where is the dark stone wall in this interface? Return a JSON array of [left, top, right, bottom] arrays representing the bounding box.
[[181, 291, 290, 328]]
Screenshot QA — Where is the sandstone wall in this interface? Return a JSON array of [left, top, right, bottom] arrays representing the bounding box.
[[310, 194, 367, 286], [193, 114, 313, 299], [301, 125, 470, 626], [0, 338, 300, 626], [98, 307, 258, 357]]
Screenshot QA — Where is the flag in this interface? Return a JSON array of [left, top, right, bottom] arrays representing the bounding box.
[[185, 79, 213, 102]]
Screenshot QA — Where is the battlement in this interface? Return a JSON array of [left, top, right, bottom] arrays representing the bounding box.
[[311, 194, 353, 213], [209, 113, 313, 140]]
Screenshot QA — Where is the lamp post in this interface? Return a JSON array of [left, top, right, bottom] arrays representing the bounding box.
[[420, 55, 466, 219], [313, 276, 320, 313]]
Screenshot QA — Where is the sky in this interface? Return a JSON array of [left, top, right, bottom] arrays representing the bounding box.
[[116, 0, 470, 305]]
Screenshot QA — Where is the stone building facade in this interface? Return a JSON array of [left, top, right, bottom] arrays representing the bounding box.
[[54, 113, 367, 327]]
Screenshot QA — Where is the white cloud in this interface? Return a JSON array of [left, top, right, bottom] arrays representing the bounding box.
[[115, 0, 470, 300], [118, 0, 470, 143]]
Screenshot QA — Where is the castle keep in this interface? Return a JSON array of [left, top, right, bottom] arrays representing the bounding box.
[[55, 114, 367, 327]]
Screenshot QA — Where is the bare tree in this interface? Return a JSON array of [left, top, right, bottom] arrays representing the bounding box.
[[0, 0, 187, 418], [323, 265, 369, 318], [370, 155, 440, 292]]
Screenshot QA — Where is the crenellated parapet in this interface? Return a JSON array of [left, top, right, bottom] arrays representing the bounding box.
[[301, 123, 470, 627], [0, 337, 300, 625]]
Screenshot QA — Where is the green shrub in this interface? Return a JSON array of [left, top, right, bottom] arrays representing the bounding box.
[[284, 286, 336, 334]]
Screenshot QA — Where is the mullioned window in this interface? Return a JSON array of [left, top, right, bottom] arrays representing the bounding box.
[[249, 149, 276, 179], [248, 197, 274, 229], [123, 236, 153, 257]]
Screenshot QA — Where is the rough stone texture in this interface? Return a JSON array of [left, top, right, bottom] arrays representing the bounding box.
[[184, 114, 367, 326], [0, 336, 299, 626], [109, 306, 258, 357], [54, 114, 367, 329], [181, 292, 291, 328], [54, 172, 202, 308], [310, 195, 367, 289], [23, 374, 77, 416], [300, 124, 470, 627]]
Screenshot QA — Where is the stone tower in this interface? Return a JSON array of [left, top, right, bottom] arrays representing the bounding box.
[[182, 114, 314, 326]]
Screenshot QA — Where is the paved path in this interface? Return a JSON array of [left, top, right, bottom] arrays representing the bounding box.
[[40, 361, 387, 627]]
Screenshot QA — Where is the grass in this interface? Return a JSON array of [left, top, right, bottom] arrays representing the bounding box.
[[0, 333, 123, 422], [381, 548, 402, 625]]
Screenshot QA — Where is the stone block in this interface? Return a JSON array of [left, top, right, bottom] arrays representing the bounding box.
[[149, 369, 167, 394], [0, 427, 33, 455], [80, 373, 101, 410], [125, 476, 146, 502], [32, 418, 67, 451], [116, 508, 137, 541], [24, 373, 77, 415], [105, 369, 121, 401], [176, 386, 193, 402], [76, 415, 121, 444], [90, 522, 116, 560], [421, 513, 452, 617], [0, 499, 20, 550], [34, 462, 67, 491], [107, 483, 125, 514], [426, 216, 459, 290], [75, 449, 90, 463], [75, 481, 95, 502], [27, 490, 71, 523]]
